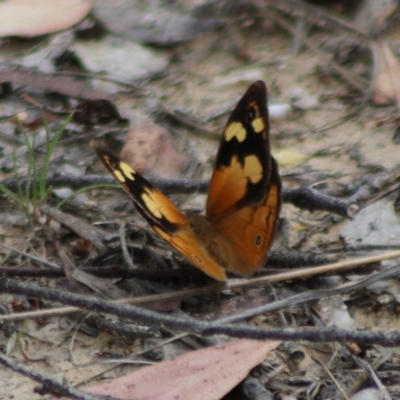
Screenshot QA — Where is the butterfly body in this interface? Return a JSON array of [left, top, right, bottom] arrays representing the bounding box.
[[94, 81, 281, 281]]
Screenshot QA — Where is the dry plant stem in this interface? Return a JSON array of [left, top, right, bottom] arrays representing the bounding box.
[[328, 244, 400, 253], [343, 349, 393, 400], [2, 250, 400, 323], [0, 242, 61, 269], [0, 352, 103, 400], [55, 240, 75, 282], [119, 222, 136, 270], [312, 354, 350, 400], [246, 250, 400, 285], [40, 205, 107, 251], [221, 262, 400, 323], [352, 356, 392, 400], [2, 276, 400, 346]]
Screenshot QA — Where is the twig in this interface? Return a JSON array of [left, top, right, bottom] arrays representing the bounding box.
[[0, 242, 62, 269], [327, 244, 400, 253], [0, 175, 209, 194], [282, 186, 357, 218], [0, 174, 355, 216], [0, 352, 104, 400], [312, 354, 350, 400], [350, 355, 392, 400], [2, 276, 400, 346], [0, 264, 202, 279], [0, 249, 338, 278], [40, 204, 107, 251], [2, 250, 400, 323], [219, 262, 400, 323], [119, 222, 136, 270], [343, 349, 393, 400]]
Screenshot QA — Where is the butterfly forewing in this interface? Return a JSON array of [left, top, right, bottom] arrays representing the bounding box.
[[206, 81, 271, 221], [94, 146, 187, 234], [94, 146, 227, 281]]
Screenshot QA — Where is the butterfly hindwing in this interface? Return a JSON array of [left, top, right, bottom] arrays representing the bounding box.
[[150, 221, 227, 281], [206, 81, 271, 221], [94, 146, 227, 281], [213, 157, 281, 275], [205, 81, 282, 275]]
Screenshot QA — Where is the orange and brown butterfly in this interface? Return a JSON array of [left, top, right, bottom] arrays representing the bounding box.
[[94, 81, 281, 281]]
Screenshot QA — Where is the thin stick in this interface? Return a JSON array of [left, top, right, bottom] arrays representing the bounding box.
[[2, 276, 400, 345], [0, 242, 62, 269], [1, 250, 400, 323], [312, 354, 350, 400], [119, 222, 136, 270], [0, 352, 103, 400]]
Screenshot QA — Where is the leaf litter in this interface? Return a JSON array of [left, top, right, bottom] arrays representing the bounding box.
[[1, 0, 400, 399]]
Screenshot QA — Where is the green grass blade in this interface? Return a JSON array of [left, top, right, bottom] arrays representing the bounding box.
[[39, 113, 73, 200], [0, 182, 26, 207]]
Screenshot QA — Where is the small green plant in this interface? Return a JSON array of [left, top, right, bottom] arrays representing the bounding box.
[[0, 113, 73, 220]]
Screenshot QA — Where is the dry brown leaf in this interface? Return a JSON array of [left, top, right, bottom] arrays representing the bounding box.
[[371, 40, 400, 107], [0, 0, 92, 38], [86, 339, 281, 400], [121, 115, 189, 179]]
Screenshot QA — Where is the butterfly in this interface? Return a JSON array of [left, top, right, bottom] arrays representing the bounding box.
[[94, 81, 281, 281]]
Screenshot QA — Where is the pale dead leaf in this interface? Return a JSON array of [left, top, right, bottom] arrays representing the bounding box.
[[121, 115, 189, 179], [274, 149, 308, 168], [86, 339, 281, 400], [0, 0, 92, 38], [371, 40, 400, 107]]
